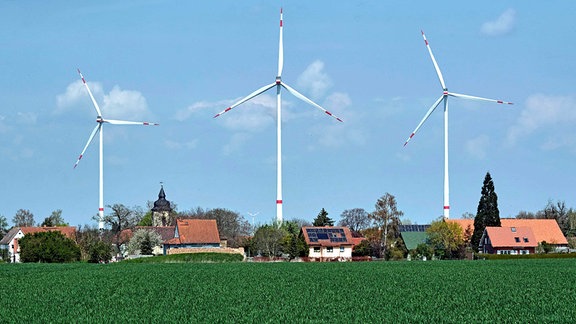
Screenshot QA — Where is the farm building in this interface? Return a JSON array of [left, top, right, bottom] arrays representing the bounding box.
[[479, 226, 538, 255], [399, 224, 430, 251], [163, 218, 222, 254], [301, 226, 355, 261], [448, 218, 568, 252], [0, 226, 77, 263]]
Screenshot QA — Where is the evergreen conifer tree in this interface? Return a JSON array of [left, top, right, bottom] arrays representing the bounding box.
[[471, 172, 501, 251], [313, 208, 334, 226]]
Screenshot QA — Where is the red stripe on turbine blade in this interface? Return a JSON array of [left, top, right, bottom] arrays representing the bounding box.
[[276, 200, 283, 204], [325, 111, 333, 116], [497, 100, 503, 104], [225, 107, 232, 112], [336, 118, 343, 122], [143, 122, 149, 125]]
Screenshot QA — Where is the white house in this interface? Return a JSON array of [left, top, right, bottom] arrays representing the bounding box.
[[301, 226, 355, 261], [0, 226, 77, 263]]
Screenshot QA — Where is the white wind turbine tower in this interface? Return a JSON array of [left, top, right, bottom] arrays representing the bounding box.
[[404, 31, 512, 219], [74, 69, 159, 230], [214, 8, 343, 224]]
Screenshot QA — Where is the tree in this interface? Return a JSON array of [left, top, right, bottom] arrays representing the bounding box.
[[338, 208, 371, 233], [180, 207, 251, 248], [19, 231, 80, 263], [0, 215, 9, 236], [98, 204, 142, 255], [88, 240, 113, 263], [252, 223, 287, 258], [40, 209, 68, 227], [281, 221, 308, 259], [471, 172, 500, 252], [369, 193, 404, 259], [426, 219, 465, 259], [12, 209, 35, 227], [126, 229, 162, 255], [313, 208, 334, 226]]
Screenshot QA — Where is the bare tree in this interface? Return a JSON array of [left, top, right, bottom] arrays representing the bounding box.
[[369, 193, 404, 258], [12, 209, 35, 227], [338, 208, 371, 233]]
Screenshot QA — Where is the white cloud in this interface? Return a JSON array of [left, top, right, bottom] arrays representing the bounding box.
[[481, 8, 516, 36], [466, 134, 490, 159], [220, 94, 276, 132], [175, 100, 230, 121], [507, 94, 576, 149], [296, 60, 333, 99], [17, 112, 38, 125], [223, 132, 252, 155], [56, 80, 152, 120], [164, 139, 198, 150]]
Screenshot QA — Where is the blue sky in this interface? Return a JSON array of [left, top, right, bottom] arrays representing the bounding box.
[[1, 1, 575, 227]]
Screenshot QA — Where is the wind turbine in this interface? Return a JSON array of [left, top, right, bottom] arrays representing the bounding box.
[[404, 31, 512, 219], [74, 69, 159, 230], [214, 8, 343, 224]]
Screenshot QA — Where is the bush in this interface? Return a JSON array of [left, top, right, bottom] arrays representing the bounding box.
[[124, 252, 244, 263], [19, 231, 80, 263], [88, 240, 113, 263]]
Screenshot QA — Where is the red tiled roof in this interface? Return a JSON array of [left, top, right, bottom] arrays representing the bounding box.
[[301, 226, 355, 247], [135, 226, 175, 242], [167, 219, 220, 245], [448, 218, 568, 245], [483, 226, 538, 248], [21, 226, 77, 239]]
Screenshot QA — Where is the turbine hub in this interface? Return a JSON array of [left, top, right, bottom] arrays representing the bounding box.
[[443, 89, 448, 95], [96, 116, 103, 123], [275, 76, 281, 84]]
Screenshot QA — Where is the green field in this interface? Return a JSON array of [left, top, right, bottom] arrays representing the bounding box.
[[1, 259, 575, 322]]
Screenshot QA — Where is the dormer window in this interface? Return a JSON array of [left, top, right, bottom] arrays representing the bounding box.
[[514, 237, 520, 243], [511, 227, 516, 232], [523, 237, 529, 243]]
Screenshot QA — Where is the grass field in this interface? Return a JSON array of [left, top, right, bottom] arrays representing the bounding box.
[[1, 259, 575, 322]]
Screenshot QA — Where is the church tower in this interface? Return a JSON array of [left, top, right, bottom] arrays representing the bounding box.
[[151, 185, 173, 227]]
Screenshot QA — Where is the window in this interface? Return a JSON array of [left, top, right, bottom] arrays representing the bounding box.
[[523, 237, 529, 243], [511, 227, 516, 232], [340, 246, 345, 253], [313, 247, 320, 253], [514, 237, 520, 243], [327, 247, 333, 253]]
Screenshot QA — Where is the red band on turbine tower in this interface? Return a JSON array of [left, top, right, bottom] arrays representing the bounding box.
[[444, 206, 450, 210], [99, 207, 104, 211], [276, 200, 283, 204]]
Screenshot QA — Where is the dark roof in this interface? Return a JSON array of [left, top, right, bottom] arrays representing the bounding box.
[[399, 224, 430, 232], [135, 226, 175, 242], [151, 185, 172, 212], [0, 227, 19, 245]]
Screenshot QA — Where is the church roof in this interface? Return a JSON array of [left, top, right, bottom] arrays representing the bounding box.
[[151, 185, 172, 212]]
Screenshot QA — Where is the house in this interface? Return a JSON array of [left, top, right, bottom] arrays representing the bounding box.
[[479, 226, 538, 255], [163, 219, 221, 254], [448, 218, 568, 251], [399, 224, 430, 251], [301, 226, 355, 261], [0, 226, 77, 263]]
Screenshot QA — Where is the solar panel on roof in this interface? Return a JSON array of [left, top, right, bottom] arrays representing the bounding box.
[[306, 228, 348, 243]]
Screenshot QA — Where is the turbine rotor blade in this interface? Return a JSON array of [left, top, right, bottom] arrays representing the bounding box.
[[104, 119, 160, 125], [277, 8, 284, 77], [74, 124, 101, 169], [404, 95, 445, 146], [213, 82, 276, 118], [421, 31, 447, 90], [281, 83, 343, 122], [449, 92, 513, 105], [77, 69, 103, 116]]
